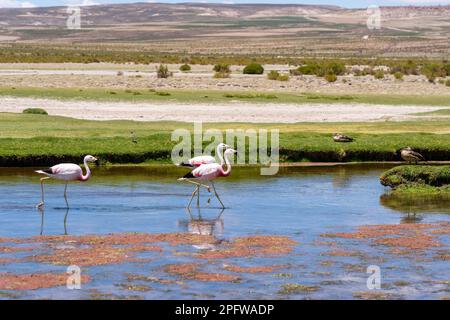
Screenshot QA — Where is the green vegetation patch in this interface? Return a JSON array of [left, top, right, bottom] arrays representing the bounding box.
[[22, 108, 48, 115], [380, 165, 450, 188], [0, 114, 449, 166], [1, 87, 449, 106]]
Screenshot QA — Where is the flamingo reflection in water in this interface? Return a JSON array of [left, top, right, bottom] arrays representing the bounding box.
[[178, 208, 225, 250], [37, 207, 70, 236]]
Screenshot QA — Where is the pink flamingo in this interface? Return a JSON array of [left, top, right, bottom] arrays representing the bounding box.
[[178, 143, 230, 206], [178, 143, 230, 168], [179, 149, 237, 209], [35, 155, 98, 208]]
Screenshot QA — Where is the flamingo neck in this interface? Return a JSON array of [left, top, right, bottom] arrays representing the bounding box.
[[217, 145, 225, 165], [80, 159, 91, 181], [221, 153, 233, 176]]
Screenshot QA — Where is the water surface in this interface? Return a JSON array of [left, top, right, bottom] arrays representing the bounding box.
[[0, 165, 448, 300]]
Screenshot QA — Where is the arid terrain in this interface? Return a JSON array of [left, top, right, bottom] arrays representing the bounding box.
[[0, 3, 449, 58]]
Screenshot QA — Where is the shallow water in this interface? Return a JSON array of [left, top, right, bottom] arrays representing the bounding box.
[[0, 165, 448, 300]]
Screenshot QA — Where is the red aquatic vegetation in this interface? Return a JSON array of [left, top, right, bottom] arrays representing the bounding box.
[[31, 246, 132, 266], [373, 234, 441, 250], [232, 235, 298, 247], [0, 257, 22, 264], [322, 249, 363, 257], [124, 245, 163, 252], [0, 273, 90, 290], [0, 246, 34, 253], [223, 264, 289, 274], [164, 263, 240, 282], [195, 235, 298, 260], [30, 232, 217, 247]]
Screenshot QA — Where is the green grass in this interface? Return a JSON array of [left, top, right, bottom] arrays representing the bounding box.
[[414, 109, 450, 116], [380, 165, 450, 188], [1, 87, 450, 106], [0, 113, 449, 166]]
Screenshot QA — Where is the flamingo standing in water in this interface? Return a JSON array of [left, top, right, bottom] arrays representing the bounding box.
[[178, 143, 230, 206], [35, 155, 98, 208], [178, 143, 230, 168], [179, 149, 237, 209]]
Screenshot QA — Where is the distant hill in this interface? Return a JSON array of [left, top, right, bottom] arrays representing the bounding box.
[[0, 2, 448, 58]]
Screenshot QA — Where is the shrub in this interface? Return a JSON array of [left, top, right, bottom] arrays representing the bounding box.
[[325, 72, 337, 82], [267, 70, 280, 80], [446, 79, 450, 87], [243, 63, 264, 75], [156, 64, 172, 79], [277, 74, 290, 81], [179, 64, 191, 72], [296, 60, 346, 77], [213, 63, 231, 73], [23, 108, 48, 115], [394, 72, 404, 80], [155, 91, 171, 96], [214, 72, 230, 79], [374, 70, 385, 80]]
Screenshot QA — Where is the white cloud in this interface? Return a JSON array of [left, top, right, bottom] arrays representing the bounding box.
[[0, 0, 36, 8]]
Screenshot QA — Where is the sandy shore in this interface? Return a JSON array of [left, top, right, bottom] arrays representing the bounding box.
[[0, 96, 447, 122]]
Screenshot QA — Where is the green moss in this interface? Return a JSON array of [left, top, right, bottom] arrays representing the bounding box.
[[380, 165, 450, 188]]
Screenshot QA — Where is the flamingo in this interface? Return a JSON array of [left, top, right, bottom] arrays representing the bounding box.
[[35, 155, 98, 208], [178, 143, 230, 168], [179, 148, 237, 209], [178, 143, 230, 206]]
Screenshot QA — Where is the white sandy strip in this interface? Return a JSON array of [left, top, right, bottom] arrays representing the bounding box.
[[0, 97, 447, 123]]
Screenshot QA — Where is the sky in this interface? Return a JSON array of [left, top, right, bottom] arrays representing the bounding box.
[[1, 0, 449, 9]]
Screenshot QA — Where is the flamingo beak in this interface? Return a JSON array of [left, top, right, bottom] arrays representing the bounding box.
[[93, 157, 98, 162]]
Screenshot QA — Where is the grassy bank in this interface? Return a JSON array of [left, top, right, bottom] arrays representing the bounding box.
[[1, 87, 450, 106], [0, 113, 449, 166], [380, 165, 450, 196]]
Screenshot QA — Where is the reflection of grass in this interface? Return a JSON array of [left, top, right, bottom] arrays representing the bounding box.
[[380, 191, 450, 214], [1, 87, 450, 106], [0, 114, 449, 165]]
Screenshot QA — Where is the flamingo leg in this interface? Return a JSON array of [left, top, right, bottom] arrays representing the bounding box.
[[63, 208, 69, 235], [38, 206, 45, 235], [36, 177, 50, 208], [211, 182, 225, 209], [63, 182, 70, 208], [197, 187, 200, 207], [184, 179, 211, 192], [187, 186, 199, 209]]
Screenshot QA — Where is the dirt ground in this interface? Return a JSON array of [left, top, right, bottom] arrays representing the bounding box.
[[0, 64, 449, 96], [1, 96, 447, 123]]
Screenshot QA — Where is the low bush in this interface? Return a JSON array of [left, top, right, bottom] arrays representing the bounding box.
[[179, 64, 191, 72], [22, 108, 48, 115], [156, 64, 172, 79], [374, 70, 385, 80], [267, 70, 280, 80], [325, 72, 337, 83], [394, 72, 404, 80], [213, 63, 231, 73], [214, 72, 230, 79], [243, 63, 264, 75]]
